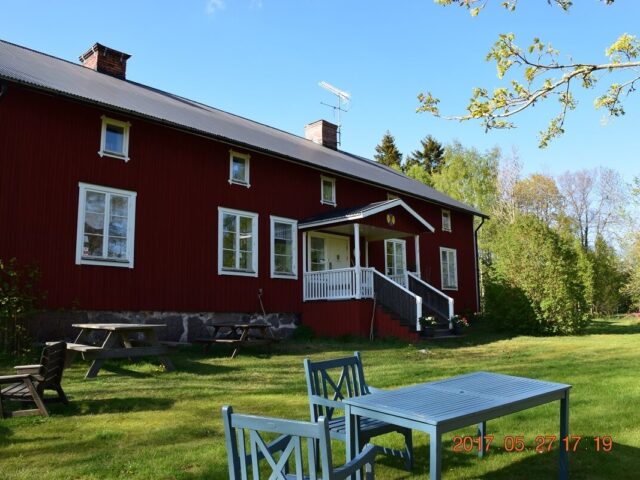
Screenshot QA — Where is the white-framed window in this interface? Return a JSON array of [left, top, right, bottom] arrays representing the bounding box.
[[218, 207, 258, 277], [229, 150, 250, 187], [98, 115, 130, 161], [320, 175, 336, 206], [75, 183, 136, 268], [442, 209, 452, 232], [385, 239, 406, 278], [440, 247, 458, 290], [270, 216, 297, 279]]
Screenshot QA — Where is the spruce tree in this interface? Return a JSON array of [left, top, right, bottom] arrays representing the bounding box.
[[374, 131, 402, 170], [405, 135, 444, 174]]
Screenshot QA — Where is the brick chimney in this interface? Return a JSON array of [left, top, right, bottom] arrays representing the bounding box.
[[304, 120, 338, 150], [80, 43, 131, 80]]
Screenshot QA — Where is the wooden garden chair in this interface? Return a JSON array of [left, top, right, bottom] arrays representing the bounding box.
[[222, 405, 377, 479], [304, 351, 413, 471], [0, 342, 68, 418]]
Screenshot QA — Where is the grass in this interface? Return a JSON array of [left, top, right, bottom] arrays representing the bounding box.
[[1, 316, 639, 479]]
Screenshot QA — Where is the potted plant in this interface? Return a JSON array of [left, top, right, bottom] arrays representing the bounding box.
[[451, 315, 469, 335], [419, 316, 437, 337]]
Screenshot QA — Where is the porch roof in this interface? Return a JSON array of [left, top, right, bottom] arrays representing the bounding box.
[[298, 198, 435, 233]]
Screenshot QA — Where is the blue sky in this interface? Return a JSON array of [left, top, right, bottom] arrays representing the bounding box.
[[2, 1, 638, 180]]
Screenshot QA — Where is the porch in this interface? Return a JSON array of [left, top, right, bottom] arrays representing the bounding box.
[[298, 199, 455, 334]]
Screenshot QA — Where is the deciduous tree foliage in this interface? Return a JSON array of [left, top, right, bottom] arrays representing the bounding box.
[[484, 215, 590, 334], [374, 131, 403, 170], [422, 0, 638, 147]]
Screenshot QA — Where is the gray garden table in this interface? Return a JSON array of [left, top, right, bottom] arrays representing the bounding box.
[[344, 371, 571, 479]]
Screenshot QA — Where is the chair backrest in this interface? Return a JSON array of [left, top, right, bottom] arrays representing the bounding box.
[[303, 351, 370, 422], [38, 342, 67, 388], [222, 405, 334, 480]]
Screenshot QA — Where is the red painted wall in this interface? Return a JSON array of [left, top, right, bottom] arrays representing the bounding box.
[[0, 83, 480, 316]]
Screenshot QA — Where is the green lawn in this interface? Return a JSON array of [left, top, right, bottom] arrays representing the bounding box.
[[1, 316, 639, 479]]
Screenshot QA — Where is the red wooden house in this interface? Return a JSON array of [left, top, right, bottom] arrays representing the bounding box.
[[0, 40, 486, 341]]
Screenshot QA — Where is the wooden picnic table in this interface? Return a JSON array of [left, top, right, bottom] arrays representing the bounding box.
[[193, 323, 274, 358], [344, 371, 571, 480], [58, 323, 175, 379]]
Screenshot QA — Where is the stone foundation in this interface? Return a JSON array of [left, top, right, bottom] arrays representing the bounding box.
[[24, 310, 300, 343]]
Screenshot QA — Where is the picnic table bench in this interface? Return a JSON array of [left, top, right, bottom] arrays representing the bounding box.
[[51, 323, 176, 379], [193, 323, 275, 358]]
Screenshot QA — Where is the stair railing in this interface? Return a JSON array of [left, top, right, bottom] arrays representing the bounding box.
[[407, 272, 454, 329], [372, 269, 422, 331]]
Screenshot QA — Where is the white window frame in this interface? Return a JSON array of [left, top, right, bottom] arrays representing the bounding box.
[[384, 239, 407, 276], [75, 182, 137, 268], [270, 216, 298, 279], [440, 247, 458, 291], [228, 150, 251, 187], [320, 175, 336, 206], [218, 207, 259, 277], [442, 209, 452, 232], [98, 115, 131, 162]]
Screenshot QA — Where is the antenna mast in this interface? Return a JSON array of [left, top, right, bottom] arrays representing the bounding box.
[[319, 81, 350, 146]]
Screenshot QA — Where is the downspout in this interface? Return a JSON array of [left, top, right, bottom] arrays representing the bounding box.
[[473, 217, 486, 313]]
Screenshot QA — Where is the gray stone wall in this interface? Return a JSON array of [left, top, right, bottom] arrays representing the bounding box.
[[24, 310, 300, 343]]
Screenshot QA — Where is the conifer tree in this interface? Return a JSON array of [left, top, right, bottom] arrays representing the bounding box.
[[373, 131, 402, 170], [405, 135, 444, 174]]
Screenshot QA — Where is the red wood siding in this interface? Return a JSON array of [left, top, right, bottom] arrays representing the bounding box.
[[0, 83, 480, 316], [302, 300, 374, 338]]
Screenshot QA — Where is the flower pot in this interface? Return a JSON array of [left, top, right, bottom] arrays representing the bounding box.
[[421, 327, 435, 338]]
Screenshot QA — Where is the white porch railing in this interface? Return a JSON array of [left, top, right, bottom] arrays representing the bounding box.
[[303, 267, 375, 301]]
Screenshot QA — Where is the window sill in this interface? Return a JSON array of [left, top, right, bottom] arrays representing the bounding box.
[[320, 200, 337, 207], [98, 150, 130, 162], [442, 229, 452, 233], [228, 179, 251, 188], [271, 272, 298, 280], [442, 286, 458, 291], [77, 258, 133, 268], [219, 269, 258, 278]]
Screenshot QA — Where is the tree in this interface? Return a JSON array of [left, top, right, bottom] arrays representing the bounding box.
[[622, 234, 640, 311], [557, 168, 629, 249], [420, 0, 638, 147], [404, 135, 445, 174], [373, 131, 403, 170], [512, 174, 563, 227], [484, 215, 590, 334]]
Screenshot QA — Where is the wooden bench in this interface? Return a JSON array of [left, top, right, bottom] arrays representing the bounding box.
[[195, 323, 275, 358]]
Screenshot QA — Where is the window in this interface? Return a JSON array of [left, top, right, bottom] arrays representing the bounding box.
[[270, 216, 297, 279], [229, 150, 250, 187], [385, 239, 406, 278], [76, 183, 136, 268], [99, 116, 130, 161], [320, 175, 336, 206], [218, 208, 258, 277], [440, 247, 458, 290], [442, 209, 452, 232], [309, 236, 326, 271]]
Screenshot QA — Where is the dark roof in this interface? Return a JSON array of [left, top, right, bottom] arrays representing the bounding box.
[[299, 199, 435, 231], [0, 39, 486, 218]]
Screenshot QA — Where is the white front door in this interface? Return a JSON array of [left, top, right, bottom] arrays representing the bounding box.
[[385, 239, 407, 286], [309, 233, 350, 271]]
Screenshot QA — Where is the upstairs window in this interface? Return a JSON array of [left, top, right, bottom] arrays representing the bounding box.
[[442, 209, 452, 232], [321, 175, 336, 206], [440, 247, 458, 290], [99, 116, 130, 161], [270, 216, 297, 279], [76, 183, 136, 268], [218, 207, 258, 277], [229, 150, 250, 187]]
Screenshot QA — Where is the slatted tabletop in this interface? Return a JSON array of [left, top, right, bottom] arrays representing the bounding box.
[[72, 323, 166, 331], [346, 371, 570, 428], [344, 371, 571, 479]]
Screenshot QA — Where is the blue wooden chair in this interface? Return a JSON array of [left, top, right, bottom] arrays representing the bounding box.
[[222, 405, 376, 479], [303, 352, 413, 471]]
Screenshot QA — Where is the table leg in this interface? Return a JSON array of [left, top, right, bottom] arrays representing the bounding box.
[[478, 421, 487, 458], [231, 328, 249, 359], [345, 404, 362, 480], [85, 331, 118, 379], [429, 427, 442, 480], [145, 329, 175, 372], [559, 391, 569, 480]]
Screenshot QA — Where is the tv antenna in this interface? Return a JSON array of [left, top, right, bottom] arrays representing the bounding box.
[[319, 81, 350, 146]]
